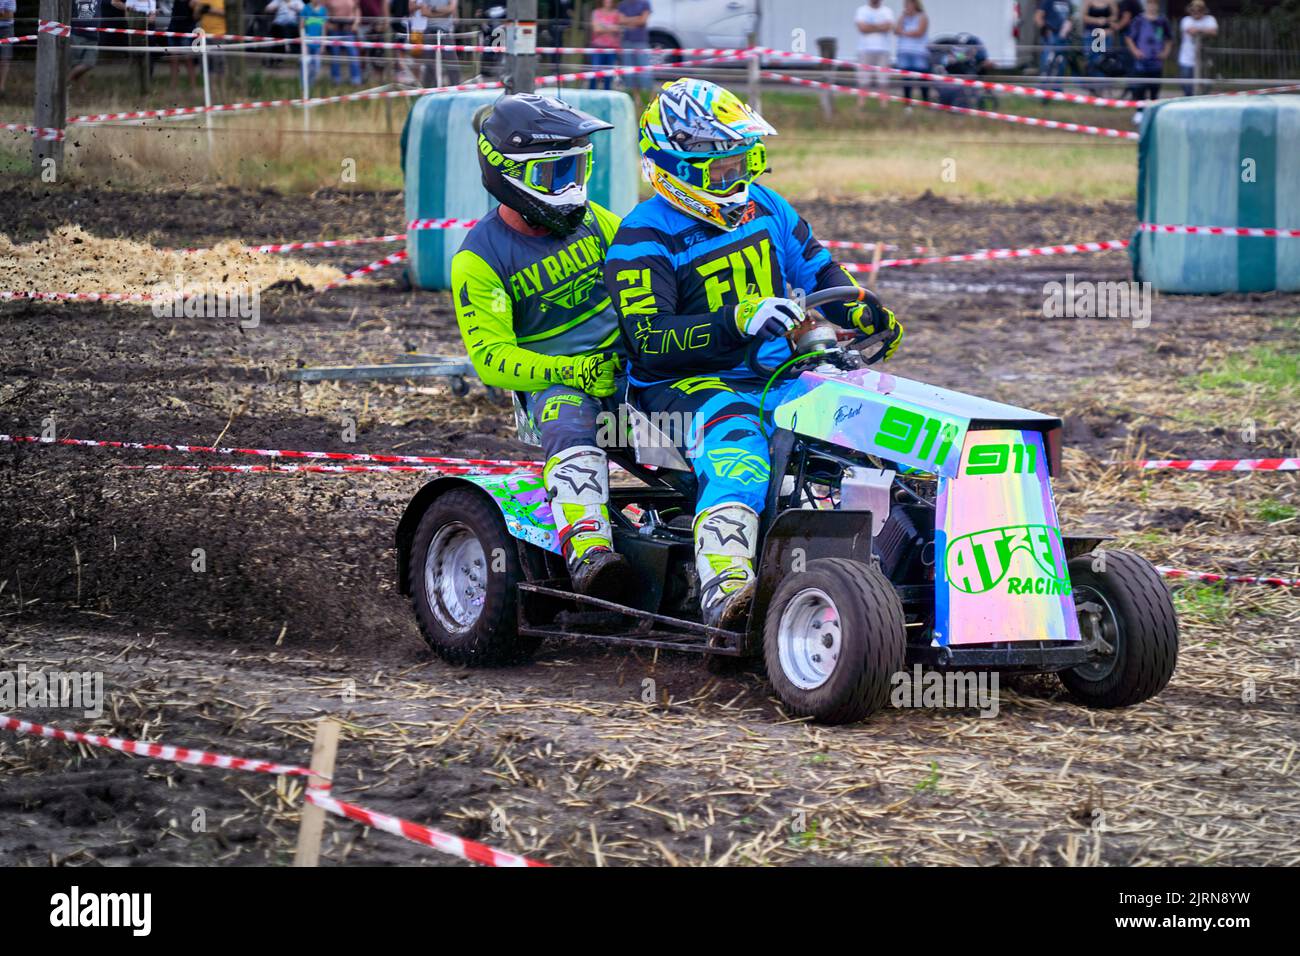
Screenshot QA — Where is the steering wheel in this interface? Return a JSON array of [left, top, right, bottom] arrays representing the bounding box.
[[743, 286, 895, 379]]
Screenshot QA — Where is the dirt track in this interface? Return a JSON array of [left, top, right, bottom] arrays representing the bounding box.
[[1, 184, 1297, 866]]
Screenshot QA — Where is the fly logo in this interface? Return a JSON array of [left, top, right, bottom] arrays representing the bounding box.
[[49, 886, 152, 936], [696, 238, 775, 310], [945, 524, 1071, 596], [540, 267, 602, 311]]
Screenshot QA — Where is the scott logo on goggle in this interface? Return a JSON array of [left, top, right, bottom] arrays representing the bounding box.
[[945, 524, 1071, 596]]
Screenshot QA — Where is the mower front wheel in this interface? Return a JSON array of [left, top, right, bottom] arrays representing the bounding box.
[[763, 558, 905, 724], [1060, 550, 1178, 708]]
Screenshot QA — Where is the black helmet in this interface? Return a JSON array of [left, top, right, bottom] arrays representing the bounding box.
[[475, 93, 613, 236]]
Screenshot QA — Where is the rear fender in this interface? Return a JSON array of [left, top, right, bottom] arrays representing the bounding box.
[[746, 508, 876, 657], [395, 472, 560, 596]]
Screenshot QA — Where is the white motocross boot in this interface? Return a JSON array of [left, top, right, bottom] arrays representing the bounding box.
[[694, 502, 760, 631], [543, 445, 629, 600]]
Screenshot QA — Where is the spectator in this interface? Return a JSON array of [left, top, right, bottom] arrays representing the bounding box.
[[265, 0, 304, 61], [1082, 0, 1115, 76], [588, 0, 620, 90], [1035, 0, 1074, 90], [855, 0, 894, 98], [69, 0, 102, 87], [390, 0, 411, 83], [112, 0, 157, 94], [540, 0, 572, 68], [192, 0, 227, 72], [324, 0, 363, 84], [1113, 0, 1141, 97], [357, 0, 389, 78], [425, 1, 458, 85], [893, 0, 929, 104], [1178, 0, 1217, 96], [193, 0, 226, 36], [300, 0, 327, 81], [617, 0, 651, 101], [1125, 0, 1172, 122], [0, 0, 18, 95]]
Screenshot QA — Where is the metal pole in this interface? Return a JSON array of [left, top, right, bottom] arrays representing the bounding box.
[[300, 23, 310, 133], [199, 30, 214, 161], [32, 0, 72, 177], [505, 0, 537, 94]]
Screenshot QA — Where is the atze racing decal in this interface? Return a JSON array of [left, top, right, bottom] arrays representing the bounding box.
[[945, 523, 1071, 596]]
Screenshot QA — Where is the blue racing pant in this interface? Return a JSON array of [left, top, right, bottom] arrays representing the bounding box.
[[632, 376, 802, 515]]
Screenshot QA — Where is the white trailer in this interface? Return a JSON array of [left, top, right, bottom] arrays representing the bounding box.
[[647, 0, 1023, 69]]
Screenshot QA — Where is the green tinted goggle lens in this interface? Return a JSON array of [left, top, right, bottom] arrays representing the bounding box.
[[698, 143, 765, 194]]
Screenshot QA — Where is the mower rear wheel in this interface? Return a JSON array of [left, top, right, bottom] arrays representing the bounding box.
[[763, 558, 905, 724], [1060, 550, 1178, 708], [407, 487, 540, 666]]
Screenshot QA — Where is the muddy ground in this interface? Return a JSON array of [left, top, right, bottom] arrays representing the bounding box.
[[1, 184, 1297, 866]]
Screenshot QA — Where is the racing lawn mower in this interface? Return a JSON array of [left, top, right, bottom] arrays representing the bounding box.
[[395, 287, 1178, 724]]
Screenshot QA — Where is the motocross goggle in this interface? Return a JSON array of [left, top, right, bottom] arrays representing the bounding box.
[[507, 141, 595, 196], [649, 140, 767, 196]]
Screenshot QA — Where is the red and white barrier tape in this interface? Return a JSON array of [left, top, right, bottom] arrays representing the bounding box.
[[38, 18, 72, 37], [840, 238, 1131, 271], [767, 71, 1140, 141], [321, 249, 408, 289], [116, 462, 524, 476], [304, 788, 547, 867], [1, 122, 65, 141], [407, 217, 482, 232], [0, 433, 541, 470], [0, 33, 38, 45], [1133, 457, 1300, 472], [180, 233, 408, 255], [0, 288, 152, 302], [1, 713, 543, 866], [1158, 567, 1299, 589], [754, 48, 1145, 109], [1138, 222, 1300, 239], [67, 55, 735, 127], [0, 713, 322, 778], [823, 240, 930, 253], [69, 77, 504, 125]]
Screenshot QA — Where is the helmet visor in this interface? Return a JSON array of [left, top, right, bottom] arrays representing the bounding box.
[[521, 145, 593, 196]]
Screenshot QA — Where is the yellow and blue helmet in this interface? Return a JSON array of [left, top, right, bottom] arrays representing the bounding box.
[[638, 78, 777, 231]]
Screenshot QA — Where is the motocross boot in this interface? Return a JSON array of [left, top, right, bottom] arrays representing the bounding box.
[[694, 502, 760, 631], [543, 445, 629, 601]]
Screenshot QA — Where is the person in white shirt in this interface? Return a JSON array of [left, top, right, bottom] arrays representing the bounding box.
[[855, 0, 896, 96], [1178, 0, 1217, 96]]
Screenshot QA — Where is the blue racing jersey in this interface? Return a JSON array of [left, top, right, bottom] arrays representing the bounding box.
[[603, 183, 863, 387]]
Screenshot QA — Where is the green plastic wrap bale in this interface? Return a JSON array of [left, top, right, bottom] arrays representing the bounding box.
[[1132, 94, 1300, 293], [401, 89, 641, 291]]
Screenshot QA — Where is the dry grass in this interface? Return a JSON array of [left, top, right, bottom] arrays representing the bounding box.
[[1, 69, 1138, 201], [0, 223, 343, 296]]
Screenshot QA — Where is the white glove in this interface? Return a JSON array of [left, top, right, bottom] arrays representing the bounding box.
[[735, 297, 805, 341]]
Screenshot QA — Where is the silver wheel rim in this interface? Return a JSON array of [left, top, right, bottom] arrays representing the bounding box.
[[777, 587, 842, 691], [1074, 584, 1120, 681], [423, 521, 487, 634]]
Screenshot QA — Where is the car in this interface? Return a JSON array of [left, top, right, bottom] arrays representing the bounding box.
[[395, 287, 1179, 724]]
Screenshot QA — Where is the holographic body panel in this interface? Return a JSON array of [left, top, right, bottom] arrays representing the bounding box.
[[934, 429, 1079, 646]]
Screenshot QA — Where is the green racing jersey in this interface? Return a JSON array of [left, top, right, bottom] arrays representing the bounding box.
[[451, 202, 622, 392]]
